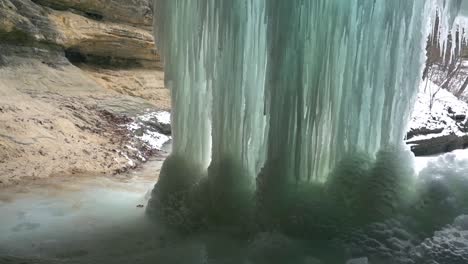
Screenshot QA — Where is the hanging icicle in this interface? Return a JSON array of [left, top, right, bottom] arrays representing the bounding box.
[[149, 0, 468, 232]]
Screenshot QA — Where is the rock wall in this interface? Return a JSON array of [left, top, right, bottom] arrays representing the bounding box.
[[0, 0, 171, 186], [0, 0, 170, 107], [33, 0, 153, 26], [1, 0, 159, 67]]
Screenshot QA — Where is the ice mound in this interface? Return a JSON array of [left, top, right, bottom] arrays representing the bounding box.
[[411, 216, 468, 264]]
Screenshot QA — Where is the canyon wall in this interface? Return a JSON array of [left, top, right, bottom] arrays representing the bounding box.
[[0, 0, 170, 185]]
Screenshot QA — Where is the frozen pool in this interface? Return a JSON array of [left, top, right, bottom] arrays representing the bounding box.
[[1, 149, 468, 264]]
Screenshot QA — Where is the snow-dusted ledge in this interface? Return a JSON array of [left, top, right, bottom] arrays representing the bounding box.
[[126, 110, 172, 150], [407, 81, 468, 156], [113, 110, 171, 169]]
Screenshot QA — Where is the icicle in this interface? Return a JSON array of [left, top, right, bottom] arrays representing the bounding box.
[[149, 0, 468, 230]]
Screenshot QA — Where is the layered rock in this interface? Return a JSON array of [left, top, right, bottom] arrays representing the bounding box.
[[0, 43, 170, 186], [0, 0, 170, 185], [49, 10, 159, 67], [0, 0, 167, 105], [0, 0, 53, 44], [80, 64, 170, 110], [33, 0, 153, 26], [0, 0, 159, 67]]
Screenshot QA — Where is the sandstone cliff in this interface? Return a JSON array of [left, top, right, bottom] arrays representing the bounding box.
[[1, 0, 157, 64], [0, 0, 169, 105], [0, 0, 170, 186]]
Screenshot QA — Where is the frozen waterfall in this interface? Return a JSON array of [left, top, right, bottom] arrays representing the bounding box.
[[148, 0, 468, 233]]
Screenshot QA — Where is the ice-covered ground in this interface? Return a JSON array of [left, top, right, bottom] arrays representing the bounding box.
[[414, 148, 468, 174], [0, 152, 171, 264], [1, 148, 468, 264], [2, 98, 468, 264]]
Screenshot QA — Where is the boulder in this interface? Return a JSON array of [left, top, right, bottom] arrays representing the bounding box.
[[407, 133, 468, 156]]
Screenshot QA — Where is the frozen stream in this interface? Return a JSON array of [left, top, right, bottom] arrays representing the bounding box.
[[0, 143, 272, 264], [0, 144, 190, 264], [1, 148, 468, 264]]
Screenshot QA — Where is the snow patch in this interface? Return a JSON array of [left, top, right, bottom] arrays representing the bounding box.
[[408, 80, 468, 141], [138, 111, 171, 125], [139, 131, 170, 150], [156, 111, 171, 125], [125, 111, 172, 151], [415, 148, 468, 174]]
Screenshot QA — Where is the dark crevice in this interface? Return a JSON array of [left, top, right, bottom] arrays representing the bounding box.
[[64, 48, 153, 69], [65, 49, 87, 64], [0, 55, 5, 67], [84, 12, 104, 21]]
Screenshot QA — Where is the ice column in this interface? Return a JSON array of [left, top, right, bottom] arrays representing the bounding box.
[[150, 0, 466, 223]]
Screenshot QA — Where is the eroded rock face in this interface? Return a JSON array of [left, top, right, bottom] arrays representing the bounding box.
[[0, 0, 53, 44], [49, 10, 159, 65], [33, 0, 153, 26], [0, 0, 159, 67], [0, 1, 170, 185], [0, 0, 166, 103], [0, 44, 170, 186], [80, 64, 170, 109]]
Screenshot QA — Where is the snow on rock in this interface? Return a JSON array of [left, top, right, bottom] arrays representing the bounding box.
[[134, 110, 171, 135], [155, 111, 171, 125], [409, 81, 468, 135], [125, 110, 172, 151], [407, 81, 468, 156], [139, 131, 170, 150]]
